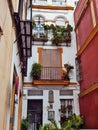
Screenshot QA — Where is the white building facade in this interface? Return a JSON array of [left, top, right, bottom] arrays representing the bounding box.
[[22, 0, 79, 129]]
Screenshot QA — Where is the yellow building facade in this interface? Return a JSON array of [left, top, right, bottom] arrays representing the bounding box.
[[0, 0, 30, 130]]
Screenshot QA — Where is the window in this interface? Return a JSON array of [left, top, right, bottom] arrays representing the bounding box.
[[55, 16, 66, 26], [39, 48, 62, 80], [33, 16, 45, 38], [28, 90, 43, 96], [60, 99, 73, 124], [75, 57, 82, 81], [60, 90, 73, 96]]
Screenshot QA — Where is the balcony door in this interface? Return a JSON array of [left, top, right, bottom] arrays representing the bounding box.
[[39, 48, 62, 80]]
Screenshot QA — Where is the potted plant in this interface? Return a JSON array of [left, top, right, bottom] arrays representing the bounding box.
[[63, 64, 74, 81], [21, 114, 31, 130], [30, 63, 41, 80], [61, 114, 84, 130], [64, 64, 74, 73], [32, 21, 36, 28]]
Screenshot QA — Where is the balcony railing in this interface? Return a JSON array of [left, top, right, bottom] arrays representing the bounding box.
[[32, 0, 67, 6], [32, 34, 48, 42], [52, 0, 67, 6], [32, 67, 70, 81], [32, 0, 47, 5], [32, 24, 73, 46]]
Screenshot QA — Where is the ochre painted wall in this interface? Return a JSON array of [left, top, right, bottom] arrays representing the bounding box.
[[0, 1, 14, 130]]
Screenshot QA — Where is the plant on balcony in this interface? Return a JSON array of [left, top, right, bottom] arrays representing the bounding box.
[[32, 33, 48, 42], [30, 63, 41, 80], [64, 64, 74, 72], [51, 24, 73, 45], [32, 21, 36, 28], [42, 24, 51, 30], [63, 64, 74, 81]]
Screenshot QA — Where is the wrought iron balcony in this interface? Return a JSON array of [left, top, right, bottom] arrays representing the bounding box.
[[32, 67, 70, 81], [32, 34, 48, 42], [32, 24, 72, 46], [14, 13, 32, 76], [52, 0, 67, 6], [32, 0, 67, 6]]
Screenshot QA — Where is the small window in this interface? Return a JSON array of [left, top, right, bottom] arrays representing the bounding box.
[[55, 17, 65, 26], [60, 90, 73, 96], [60, 99, 73, 125], [33, 16, 45, 38], [28, 90, 43, 96], [75, 57, 82, 81]]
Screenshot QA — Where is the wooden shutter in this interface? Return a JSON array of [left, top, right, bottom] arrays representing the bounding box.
[[39, 48, 62, 80]]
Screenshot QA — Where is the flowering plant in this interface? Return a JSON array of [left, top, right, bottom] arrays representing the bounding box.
[[67, 105, 72, 110], [59, 106, 67, 113]]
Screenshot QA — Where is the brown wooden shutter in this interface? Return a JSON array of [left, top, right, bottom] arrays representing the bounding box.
[[39, 49, 62, 80], [40, 49, 61, 67]]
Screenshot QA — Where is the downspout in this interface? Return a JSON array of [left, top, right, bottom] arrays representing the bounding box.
[[30, 0, 32, 21]]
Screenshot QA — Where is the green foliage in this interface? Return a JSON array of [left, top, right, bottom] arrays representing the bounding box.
[[32, 21, 36, 28], [21, 118, 29, 130], [39, 119, 59, 130], [30, 63, 41, 80], [39, 114, 84, 130], [62, 114, 84, 130], [21, 114, 31, 130], [66, 24, 73, 32], [41, 24, 73, 45], [63, 64, 74, 81]]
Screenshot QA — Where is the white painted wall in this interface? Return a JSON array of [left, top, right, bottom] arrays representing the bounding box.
[[23, 0, 80, 127], [22, 86, 80, 128]]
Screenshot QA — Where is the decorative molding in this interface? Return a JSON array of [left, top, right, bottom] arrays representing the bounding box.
[[24, 82, 33, 86], [44, 20, 56, 23], [32, 5, 74, 10], [33, 80, 70, 85], [38, 47, 43, 63], [23, 81, 77, 86], [76, 24, 98, 56], [90, 0, 96, 27], [79, 82, 98, 97]]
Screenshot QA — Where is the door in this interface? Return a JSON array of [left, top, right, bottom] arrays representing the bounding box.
[[27, 100, 42, 130]]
